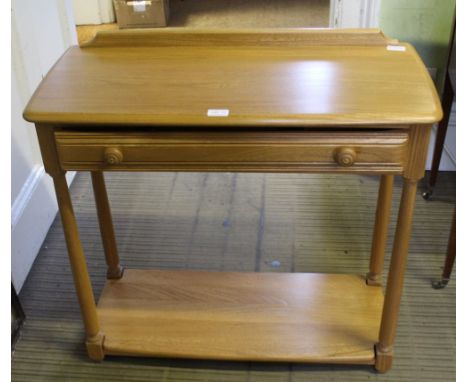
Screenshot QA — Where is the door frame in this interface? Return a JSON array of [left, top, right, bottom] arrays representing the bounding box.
[[329, 0, 381, 28], [72, 0, 115, 25]]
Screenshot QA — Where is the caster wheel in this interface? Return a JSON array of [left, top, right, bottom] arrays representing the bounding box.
[[422, 190, 433, 200], [432, 278, 449, 289]]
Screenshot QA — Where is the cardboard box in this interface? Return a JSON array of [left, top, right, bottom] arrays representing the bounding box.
[[113, 0, 169, 28]]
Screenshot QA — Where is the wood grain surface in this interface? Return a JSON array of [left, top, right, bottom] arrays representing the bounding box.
[[81, 28, 396, 47], [23, 29, 442, 127], [98, 269, 383, 363], [54, 130, 409, 173]]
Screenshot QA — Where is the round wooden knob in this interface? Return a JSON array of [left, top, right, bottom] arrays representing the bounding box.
[[104, 148, 123, 165], [334, 147, 356, 167]]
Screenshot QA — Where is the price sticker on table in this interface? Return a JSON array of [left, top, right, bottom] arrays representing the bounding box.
[[207, 109, 230, 117], [387, 45, 406, 52]]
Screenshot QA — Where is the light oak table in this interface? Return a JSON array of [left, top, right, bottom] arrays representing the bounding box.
[[23, 28, 442, 373]]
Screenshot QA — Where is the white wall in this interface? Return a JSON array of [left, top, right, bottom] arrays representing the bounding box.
[[11, 0, 77, 291], [72, 0, 115, 25]]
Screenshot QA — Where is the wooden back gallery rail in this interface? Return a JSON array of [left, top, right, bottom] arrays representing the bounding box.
[[23, 28, 442, 373]]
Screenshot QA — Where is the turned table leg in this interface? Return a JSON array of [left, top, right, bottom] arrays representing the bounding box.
[[53, 172, 105, 361], [91, 171, 123, 279], [367, 175, 394, 286], [375, 178, 418, 372], [432, 210, 456, 289]]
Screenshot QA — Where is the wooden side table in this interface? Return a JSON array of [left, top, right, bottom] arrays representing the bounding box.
[[23, 28, 442, 373]]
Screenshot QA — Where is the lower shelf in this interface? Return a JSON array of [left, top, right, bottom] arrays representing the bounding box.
[[97, 269, 383, 364]]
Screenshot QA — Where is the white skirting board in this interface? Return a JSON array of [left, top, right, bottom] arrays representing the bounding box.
[[11, 167, 75, 292]]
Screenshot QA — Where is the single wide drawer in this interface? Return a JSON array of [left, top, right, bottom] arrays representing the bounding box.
[[55, 130, 409, 173]]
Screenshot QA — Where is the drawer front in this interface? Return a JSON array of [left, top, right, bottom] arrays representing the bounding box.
[[55, 130, 409, 173]]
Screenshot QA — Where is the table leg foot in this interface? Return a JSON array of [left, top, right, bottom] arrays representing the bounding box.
[[366, 272, 382, 287], [107, 265, 124, 280], [375, 344, 393, 373], [422, 188, 433, 200], [86, 332, 105, 361], [432, 278, 450, 289]]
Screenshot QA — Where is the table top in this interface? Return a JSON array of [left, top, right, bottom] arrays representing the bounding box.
[[24, 28, 442, 128]]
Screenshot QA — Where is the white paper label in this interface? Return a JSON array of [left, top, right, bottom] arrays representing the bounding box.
[[132, 1, 147, 12], [386, 45, 406, 52], [207, 109, 230, 117]]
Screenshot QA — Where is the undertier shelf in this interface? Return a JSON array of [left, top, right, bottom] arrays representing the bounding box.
[[97, 269, 383, 364]]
